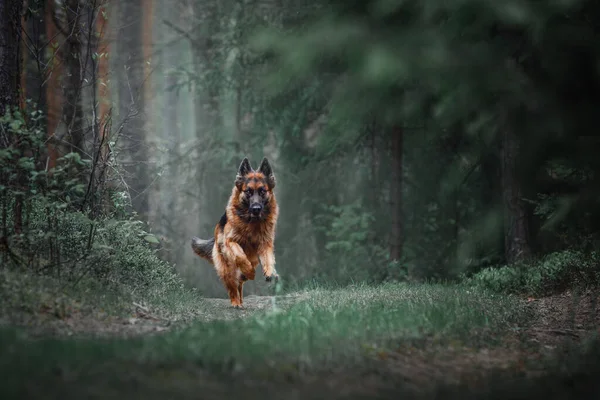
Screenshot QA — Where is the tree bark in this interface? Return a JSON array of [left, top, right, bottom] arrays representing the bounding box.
[[96, 0, 110, 160], [19, 8, 27, 111], [0, 0, 24, 235], [500, 126, 532, 264], [389, 125, 404, 261], [116, 0, 149, 217], [90, 0, 111, 212], [45, 2, 62, 171], [62, 0, 84, 157], [21, 1, 47, 134], [0, 0, 23, 118], [141, 0, 157, 223], [190, 0, 222, 231]]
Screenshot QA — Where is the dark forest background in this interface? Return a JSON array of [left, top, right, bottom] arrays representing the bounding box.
[[0, 0, 600, 294], [2, 0, 600, 296], [2, 1, 600, 399]]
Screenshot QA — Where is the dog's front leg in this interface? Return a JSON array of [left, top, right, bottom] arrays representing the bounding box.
[[224, 240, 255, 280], [260, 245, 278, 282]]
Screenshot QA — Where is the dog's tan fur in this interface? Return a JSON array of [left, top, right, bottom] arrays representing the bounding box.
[[191, 158, 279, 307]]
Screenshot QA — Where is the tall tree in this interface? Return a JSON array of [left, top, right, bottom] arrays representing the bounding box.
[[19, 6, 27, 111], [95, 0, 110, 158], [0, 0, 24, 118], [45, 1, 62, 170], [21, 1, 47, 115], [116, 0, 149, 217], [500, 123, 531, 263], [389, 125, 404, 261], [141, 0, 157, 223], [89, 0, 112, 211], [0, 0, 24, 236], [190, 0, 221, 138], [61, 0, 85, 158], [46, 0, 86, 159]]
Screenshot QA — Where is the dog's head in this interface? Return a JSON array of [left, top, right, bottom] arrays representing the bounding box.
[[234, 157, 276, 220]]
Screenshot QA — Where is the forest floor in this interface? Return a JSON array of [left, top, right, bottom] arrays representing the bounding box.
[[1, 271, 599, 399]]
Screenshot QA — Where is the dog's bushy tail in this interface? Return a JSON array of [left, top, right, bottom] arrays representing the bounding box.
[[191, 237, 214, 262]]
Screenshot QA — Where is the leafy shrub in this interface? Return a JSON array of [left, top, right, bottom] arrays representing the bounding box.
[[16, 203, 184, 297], [464, 250, 600, 296], [0, 103, 184, 299], [94, 217, 184, 295], [466, 264, 525, 294], [315, 200, 394, 284]]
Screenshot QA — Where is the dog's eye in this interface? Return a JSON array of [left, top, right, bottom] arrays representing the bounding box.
[[258, 188, 266, 196], [244, 189, 253, 196]]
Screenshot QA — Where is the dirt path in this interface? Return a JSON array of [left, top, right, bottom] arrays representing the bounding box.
[[525, 288, 600, 346], [374, 288, 600, 393], [0, 293, 309, 338], [2, 288, 599, 399], [5, 288, 598, 343]]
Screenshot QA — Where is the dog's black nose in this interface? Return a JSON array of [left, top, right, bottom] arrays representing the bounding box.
[[250, 204, 262, 215]]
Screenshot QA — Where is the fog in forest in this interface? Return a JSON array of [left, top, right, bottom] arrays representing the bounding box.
[[7, 0, 600, 297], [110, 1, 333, 296], [2, 1, 600, 397]]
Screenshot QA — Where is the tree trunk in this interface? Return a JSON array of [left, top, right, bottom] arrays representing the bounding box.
[[389, 125, 404, 261], [91, 0, 111, 212], [62, 0, 85, 157], [45, 2, 62, 171], [141, 0, 157, 223], [368, 120, 380, 208], [500, 126, 532, 264], [96, 1, 110, 160], [0, 0, 24, 236], [19, 8, 27, 111], [116, 0, 149, 217], [0, 0, 23, 118], [190, 0, 222, 232], [22, 1, 47, 134]]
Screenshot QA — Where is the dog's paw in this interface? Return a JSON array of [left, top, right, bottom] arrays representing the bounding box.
[[265, 273, 279, 283]]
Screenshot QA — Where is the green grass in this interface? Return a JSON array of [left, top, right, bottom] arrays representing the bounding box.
[[144, 284, 523, 368], [0, 282, 528, 399], [0, 268, 203, 323]]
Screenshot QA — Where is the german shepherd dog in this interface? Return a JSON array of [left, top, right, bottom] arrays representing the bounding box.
[[191, 158, 279, 308]]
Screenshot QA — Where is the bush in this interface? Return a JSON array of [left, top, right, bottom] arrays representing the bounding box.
[[464, 250, 600, 296], [0, 104, 184, 299], [315, 201, 394, 284], [14, 203, 185, 297]]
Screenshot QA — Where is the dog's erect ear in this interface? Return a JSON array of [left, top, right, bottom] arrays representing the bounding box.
[[258, 158, 276, 189], [235, 158, 253, 189], [237, 158, 253, 176]]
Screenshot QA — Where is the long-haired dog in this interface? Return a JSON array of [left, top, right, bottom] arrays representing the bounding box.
[[191, 158, 279, 307]]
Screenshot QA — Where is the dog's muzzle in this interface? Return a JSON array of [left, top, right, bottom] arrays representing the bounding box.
[[250, 204, 262, 216]]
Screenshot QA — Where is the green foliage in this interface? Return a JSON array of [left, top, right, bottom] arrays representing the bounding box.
[[0, 268, 129, 321], [465, 250, 600, 296], [244, 0, 600, 285], [0, 105, 185, 300], [316, 201, 392, 283], [6, 198, 185, 297]]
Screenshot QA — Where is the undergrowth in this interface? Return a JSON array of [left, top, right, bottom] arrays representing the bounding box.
[[0, 268, 202, 326], [0, 107, 190, 304], [464, 249, 600, 296]]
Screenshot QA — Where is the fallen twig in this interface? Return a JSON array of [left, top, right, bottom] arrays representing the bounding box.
[[525, 328, 588, 337], [132, 302, 164, 322], [132, 301, 149, 312]]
